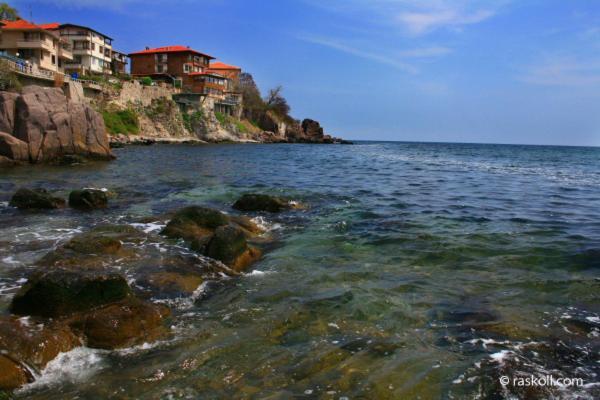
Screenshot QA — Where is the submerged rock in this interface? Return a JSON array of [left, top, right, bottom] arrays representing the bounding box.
[[9, 188, 66, 210], [71, 298, 170, 349], [0, 355, 29, 390], [0, 316, 81, 370], [68, 189, 109, 210], [40, 224, 144, 269], [232, 193, 293, 213], [206, 225, 261, 271], [10, 268, 132, 318]]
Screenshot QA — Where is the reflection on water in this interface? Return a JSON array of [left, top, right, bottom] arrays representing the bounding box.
[[1, 142, 599, 399]]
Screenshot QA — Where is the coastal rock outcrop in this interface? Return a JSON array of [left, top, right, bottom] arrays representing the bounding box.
[[0, 86, 113, 164], [10, 188, 66, 209], [233, 193, 294, 213], [69, 188, 109, 210], [161, 205, 262, 271]]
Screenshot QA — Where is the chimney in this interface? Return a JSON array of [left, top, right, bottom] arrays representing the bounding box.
[[145, 46, 149, 50]]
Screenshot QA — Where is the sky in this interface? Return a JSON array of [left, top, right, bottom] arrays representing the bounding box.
[[12, 0, 600, 146]]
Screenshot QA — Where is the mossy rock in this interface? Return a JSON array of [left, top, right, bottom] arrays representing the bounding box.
[[40, 225, 144, 268], [205, 225, 248, 265], [9, 188, 66, 210], [10, 268, 132, 318], [144, 271, 204, 296], [68, 189, 109, 210], [232, 193, 292, 213], [71, 298, 170, 349], [161, 206, 230, 243]]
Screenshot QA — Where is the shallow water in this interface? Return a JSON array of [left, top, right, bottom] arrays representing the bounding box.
[[1, 142, 599, 399]]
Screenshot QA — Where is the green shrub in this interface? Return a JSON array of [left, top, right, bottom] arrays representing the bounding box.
[[140, 76, 153, 86], [235, 120, 247, 133], [214, 111, 227, 125], [102, 109, 139, 136], [0, 59, 21, 92], [183, 110, 204, 132]]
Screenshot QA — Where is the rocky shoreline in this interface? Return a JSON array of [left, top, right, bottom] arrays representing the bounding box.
[[0, 187, 298, 391]]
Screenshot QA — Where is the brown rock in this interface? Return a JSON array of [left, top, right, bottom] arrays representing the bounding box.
[[73, 298, 171, 349], [0, 91, 18, 133], [145, 271, 203, 295], [0, 316, 81, 370], [0, 355, 29, 390], [0, 132, 29, 161]]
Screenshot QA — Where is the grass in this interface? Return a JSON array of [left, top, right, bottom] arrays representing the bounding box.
[[182, 110, 204, 132], [235, 120, 247, 133], [102, 109, 139, 136], [214, 111, 227, 125]]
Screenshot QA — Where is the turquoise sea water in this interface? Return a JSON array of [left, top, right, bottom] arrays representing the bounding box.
[[0, 142, 599, 399]]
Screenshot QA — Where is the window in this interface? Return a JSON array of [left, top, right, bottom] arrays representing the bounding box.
[[51, 55, 56, 65], [156, 64, 166, 73], [183, 64, 191, 73], [91, 43, 95, 51]]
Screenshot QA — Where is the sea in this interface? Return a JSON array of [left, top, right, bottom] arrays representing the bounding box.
[[1, 141, 599, 399]]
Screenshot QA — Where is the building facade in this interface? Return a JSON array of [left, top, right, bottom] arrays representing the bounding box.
[[129, 45, 215, 91], [111, 50, 128, 75], [0, 19, 73, 74]]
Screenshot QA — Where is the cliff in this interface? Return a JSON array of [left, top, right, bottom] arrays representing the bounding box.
[[0, 86, 113, 166]]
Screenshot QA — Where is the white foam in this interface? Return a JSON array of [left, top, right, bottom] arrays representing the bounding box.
[[20, 347, 106, 391], [251, 216, 281, 232], [130, 222, 165, 233], [586, 316, 599, 324], [489, 350, 514, 365], [83, 187, 109, 192]]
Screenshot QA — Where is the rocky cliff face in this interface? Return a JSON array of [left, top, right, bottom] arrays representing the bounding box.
[[0, 86, 113, 165]]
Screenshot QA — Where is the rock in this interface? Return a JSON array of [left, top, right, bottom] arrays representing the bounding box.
[[161, 206, 230, 244], [302, 118, 324, 140], [230, 215, 264, 236], [232, 193, 291, 213], [0, 316, 81, 370], [68, 189, 109, 210], [9, 188, 66, 209], [40, 224, 144, 269], [57, 154, 87, 165], [0, 86, 113, 164], [0, 132, 28, 161], [144, 271, 204, 296], [10, 268, 132, 318], [206, 225, 261, 271], [71, 298, 170, 349], [0, 355, 29, 390]]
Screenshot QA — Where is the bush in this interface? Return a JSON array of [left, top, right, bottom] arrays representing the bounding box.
[[0, 59, 21, 92], [102, 109, 139, 136], [235, 120, 247, 133], [140, 76, 152, 86], [214, 111, 227, 125], [183, 110, 204, 132]]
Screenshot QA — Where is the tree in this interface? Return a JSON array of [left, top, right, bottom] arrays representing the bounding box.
[[0, 3, 20, 21], [264, 85, 290, 119], [237, 72, 266, 121]]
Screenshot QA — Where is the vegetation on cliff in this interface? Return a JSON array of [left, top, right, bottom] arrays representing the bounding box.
[[102, 109, 139, 136]]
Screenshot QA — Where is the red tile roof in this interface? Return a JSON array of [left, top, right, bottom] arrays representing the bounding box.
[[38, 22, 60, 30], [209, 61, 241, 70], [1, 19, 44, 30], [189, 71, 225, 77], [129, 45, 214, 59]]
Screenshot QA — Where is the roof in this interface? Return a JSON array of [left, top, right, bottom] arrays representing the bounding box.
[[38, 22, 60, 30], [189, 71, 225, 77], [128, 45, 214, 59], [58, 23, 113, 41], [1, 19, 60, 38], [209, 61, 241, 70]]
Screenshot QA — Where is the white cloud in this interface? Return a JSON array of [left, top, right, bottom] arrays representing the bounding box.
[[396, 8, 494, 36], [298, 35, 419, 73], [520, 57, 600, 87]]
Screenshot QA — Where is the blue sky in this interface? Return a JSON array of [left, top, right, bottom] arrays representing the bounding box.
[[13, 0, 600, 146]]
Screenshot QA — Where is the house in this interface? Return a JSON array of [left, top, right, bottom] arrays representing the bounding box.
[[0, 19, 73, 74], [111, 50, 128, 75], [206, 61, 241, 91], [128, 45, 215, 91], [43, 23, 118, 76]]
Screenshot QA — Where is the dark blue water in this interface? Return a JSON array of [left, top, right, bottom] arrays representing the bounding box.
[[1, 142, 599, 399]]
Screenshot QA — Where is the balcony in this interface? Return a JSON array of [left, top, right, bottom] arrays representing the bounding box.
[[16, 39, 54, 52], [59, 47, 73, 61]]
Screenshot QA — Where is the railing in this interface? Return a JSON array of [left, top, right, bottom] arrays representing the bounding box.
[[0, 55, 57, 81]]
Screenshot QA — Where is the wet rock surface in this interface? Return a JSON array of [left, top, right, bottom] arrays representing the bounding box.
[[9, 188, 66, 210], [232, 193, 293, 213], [68, 189, 109, 210]]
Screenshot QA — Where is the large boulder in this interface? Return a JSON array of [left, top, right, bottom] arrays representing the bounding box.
[[9, 188, 66, 209], [161, 206, 230, 246], [71, 298, 170, 350], [0, 86, 113, 164], [68, 189, 109, 210], [232, 193, 292, 213], [206, 225, 261, 271], [10, 268, 132, 318], [0, 132, 28, 161]]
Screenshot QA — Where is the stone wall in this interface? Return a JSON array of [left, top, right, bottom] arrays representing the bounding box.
[[115, 81, 180, 108]]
